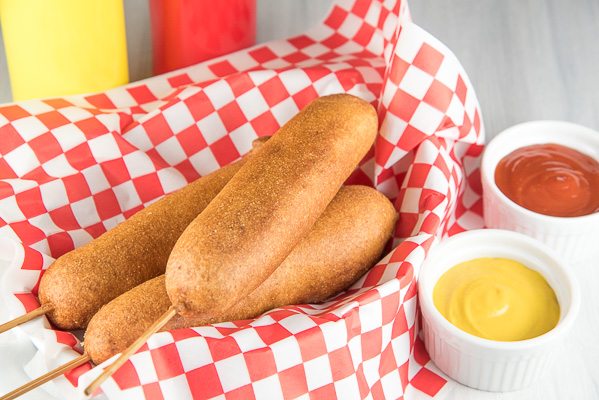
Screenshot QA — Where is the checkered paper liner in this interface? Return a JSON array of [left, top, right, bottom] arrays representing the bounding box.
[[0, 0, 484, 398]]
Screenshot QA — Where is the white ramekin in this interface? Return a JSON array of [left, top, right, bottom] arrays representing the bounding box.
[[481, 120, 599, 262], [419, 229, 580, 392]]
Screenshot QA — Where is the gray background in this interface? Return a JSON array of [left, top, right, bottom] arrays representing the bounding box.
[[0, 2, 597, 399], [1, 0, 598, 139]]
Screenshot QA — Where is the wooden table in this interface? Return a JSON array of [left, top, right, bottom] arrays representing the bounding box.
[[1, 1, 597, 399]]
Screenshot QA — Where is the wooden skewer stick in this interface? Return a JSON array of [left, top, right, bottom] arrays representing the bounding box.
[[0, 353, 90, 400], [84, 306, 177, 397], [0, 303, 54, 334]]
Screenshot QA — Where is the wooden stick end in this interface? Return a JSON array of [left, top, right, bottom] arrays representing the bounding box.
[[83, 306, 176, 397]]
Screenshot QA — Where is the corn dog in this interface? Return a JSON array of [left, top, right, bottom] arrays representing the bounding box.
[[85, 185, 396, 364], [37, 161, 244, 330], [166, 94, 378, 320]]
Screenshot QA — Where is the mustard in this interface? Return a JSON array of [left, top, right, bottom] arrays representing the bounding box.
[[433, 258, 560, 341]]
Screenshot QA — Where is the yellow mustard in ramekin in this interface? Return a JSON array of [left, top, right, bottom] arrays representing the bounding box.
[[433, 257, 560, 342], [419, 229, 579, 392]]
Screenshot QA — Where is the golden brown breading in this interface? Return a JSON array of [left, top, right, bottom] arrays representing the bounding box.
[[166, 94, 378, 320], [85, 185, 397, 364], [38, 160, 244, 330]]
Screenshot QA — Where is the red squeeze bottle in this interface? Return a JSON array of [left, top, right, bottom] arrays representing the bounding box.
[[149, 0, 257, 75]]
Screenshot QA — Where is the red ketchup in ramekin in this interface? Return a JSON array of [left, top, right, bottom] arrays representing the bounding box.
[[494, 143, 599, 217]]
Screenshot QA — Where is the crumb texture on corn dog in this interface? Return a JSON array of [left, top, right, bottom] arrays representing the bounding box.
[[166, 94, 378, 319], [85, 185, 396, 364], [38, 161, 244, 330]]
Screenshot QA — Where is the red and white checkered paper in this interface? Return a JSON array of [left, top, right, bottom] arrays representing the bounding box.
[[0, 0, 484, 399]]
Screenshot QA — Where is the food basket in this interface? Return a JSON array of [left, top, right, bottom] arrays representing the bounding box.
[[0, 0, 483, 398]]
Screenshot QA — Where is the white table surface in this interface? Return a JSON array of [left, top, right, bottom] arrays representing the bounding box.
[[1, 1, 598, 399]]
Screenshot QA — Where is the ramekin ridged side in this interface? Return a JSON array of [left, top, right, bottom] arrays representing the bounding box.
[[418, 229, 580, 392], [422, 309, 559, 392], [482, 180, 596, 263]]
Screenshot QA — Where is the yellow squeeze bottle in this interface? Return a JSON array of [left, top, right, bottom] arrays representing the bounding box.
[[0, 0, 129, 100]]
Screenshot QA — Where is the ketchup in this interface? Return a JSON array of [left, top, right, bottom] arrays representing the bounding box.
[[495, 143, 599, 217]]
